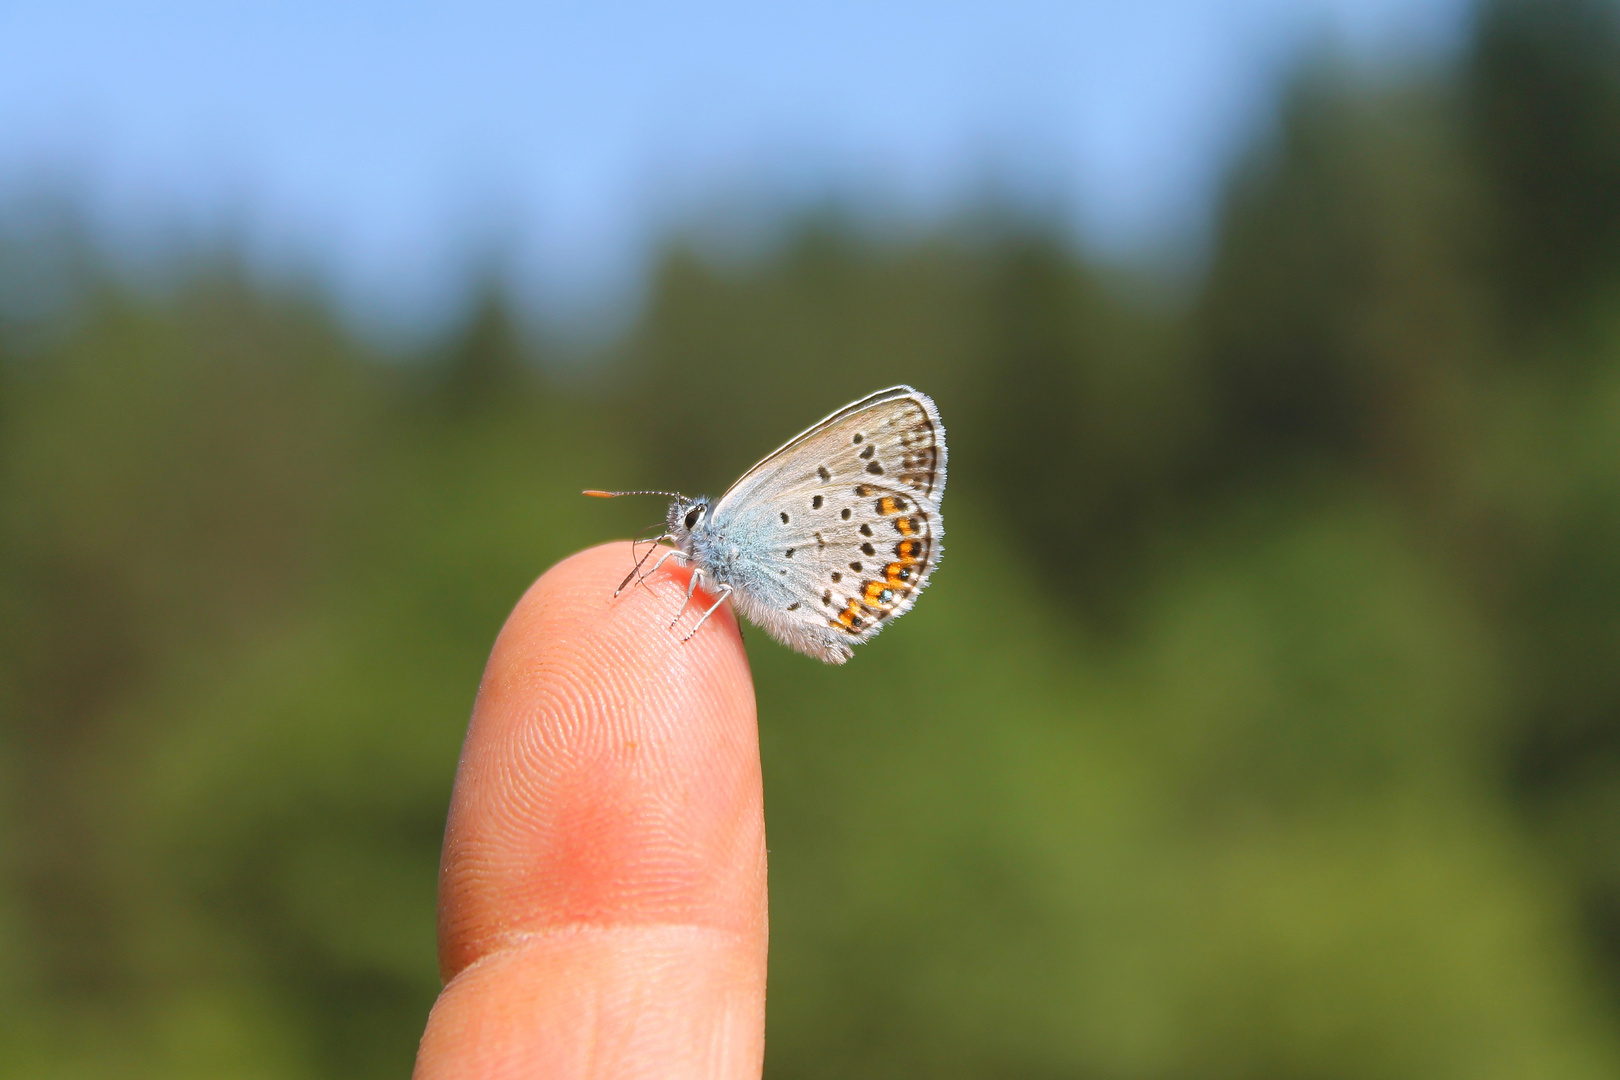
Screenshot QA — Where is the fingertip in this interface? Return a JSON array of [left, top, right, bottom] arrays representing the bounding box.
[[436, 541, 764, 978], [419, 542, 767, 1076], [479, 543, 750, 731]]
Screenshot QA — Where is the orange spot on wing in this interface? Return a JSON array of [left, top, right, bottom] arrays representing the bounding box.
[[834, 598, 871, 632]]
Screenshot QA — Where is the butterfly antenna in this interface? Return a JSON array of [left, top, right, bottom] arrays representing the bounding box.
[[583, 489, 684, 499]]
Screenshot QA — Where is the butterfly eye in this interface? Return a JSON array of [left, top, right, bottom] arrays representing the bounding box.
[[684, 508, 702, 530]]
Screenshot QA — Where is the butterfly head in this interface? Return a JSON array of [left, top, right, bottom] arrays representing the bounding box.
[[583, 488, 711, 549], [666, 494, 712, 545]]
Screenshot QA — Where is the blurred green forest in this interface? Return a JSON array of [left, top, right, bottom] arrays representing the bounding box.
[[5, 0, 1620, 1076]]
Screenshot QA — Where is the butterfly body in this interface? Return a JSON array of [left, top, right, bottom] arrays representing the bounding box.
[[679, 505, 834, 659], [597, 386, 946, 664]]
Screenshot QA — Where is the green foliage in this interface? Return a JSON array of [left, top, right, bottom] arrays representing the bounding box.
[[4, 3, 1620, 1075]]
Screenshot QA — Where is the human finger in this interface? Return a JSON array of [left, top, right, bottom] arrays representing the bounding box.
[[414, 542, 766, 1080]]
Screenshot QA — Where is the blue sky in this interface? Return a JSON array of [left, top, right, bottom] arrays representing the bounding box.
[[0, 0, 1469, 326]]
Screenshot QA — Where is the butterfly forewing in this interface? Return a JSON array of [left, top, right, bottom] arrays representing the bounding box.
[[712, 386, 945, 652], [718, 385, 945, 511]]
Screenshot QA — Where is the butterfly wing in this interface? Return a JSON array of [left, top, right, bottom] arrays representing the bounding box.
[[724, 385, 946, 505], [707, 386, 946, 663]]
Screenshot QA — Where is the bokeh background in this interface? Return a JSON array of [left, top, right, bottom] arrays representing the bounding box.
[[5, 0, 1620, 1076]]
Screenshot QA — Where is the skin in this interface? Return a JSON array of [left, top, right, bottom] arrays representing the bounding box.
[[414, 543, 768, 1080]]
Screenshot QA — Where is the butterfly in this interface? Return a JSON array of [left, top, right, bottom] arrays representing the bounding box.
[[586, 385, 946, 663]]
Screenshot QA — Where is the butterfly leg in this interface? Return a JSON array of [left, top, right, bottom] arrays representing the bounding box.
[[617, 536, 662, 595], [643, 546, 689, 579], [668, 567, 704, 630], [681, 584, 734, 642], [615, 538, 682, 595]]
